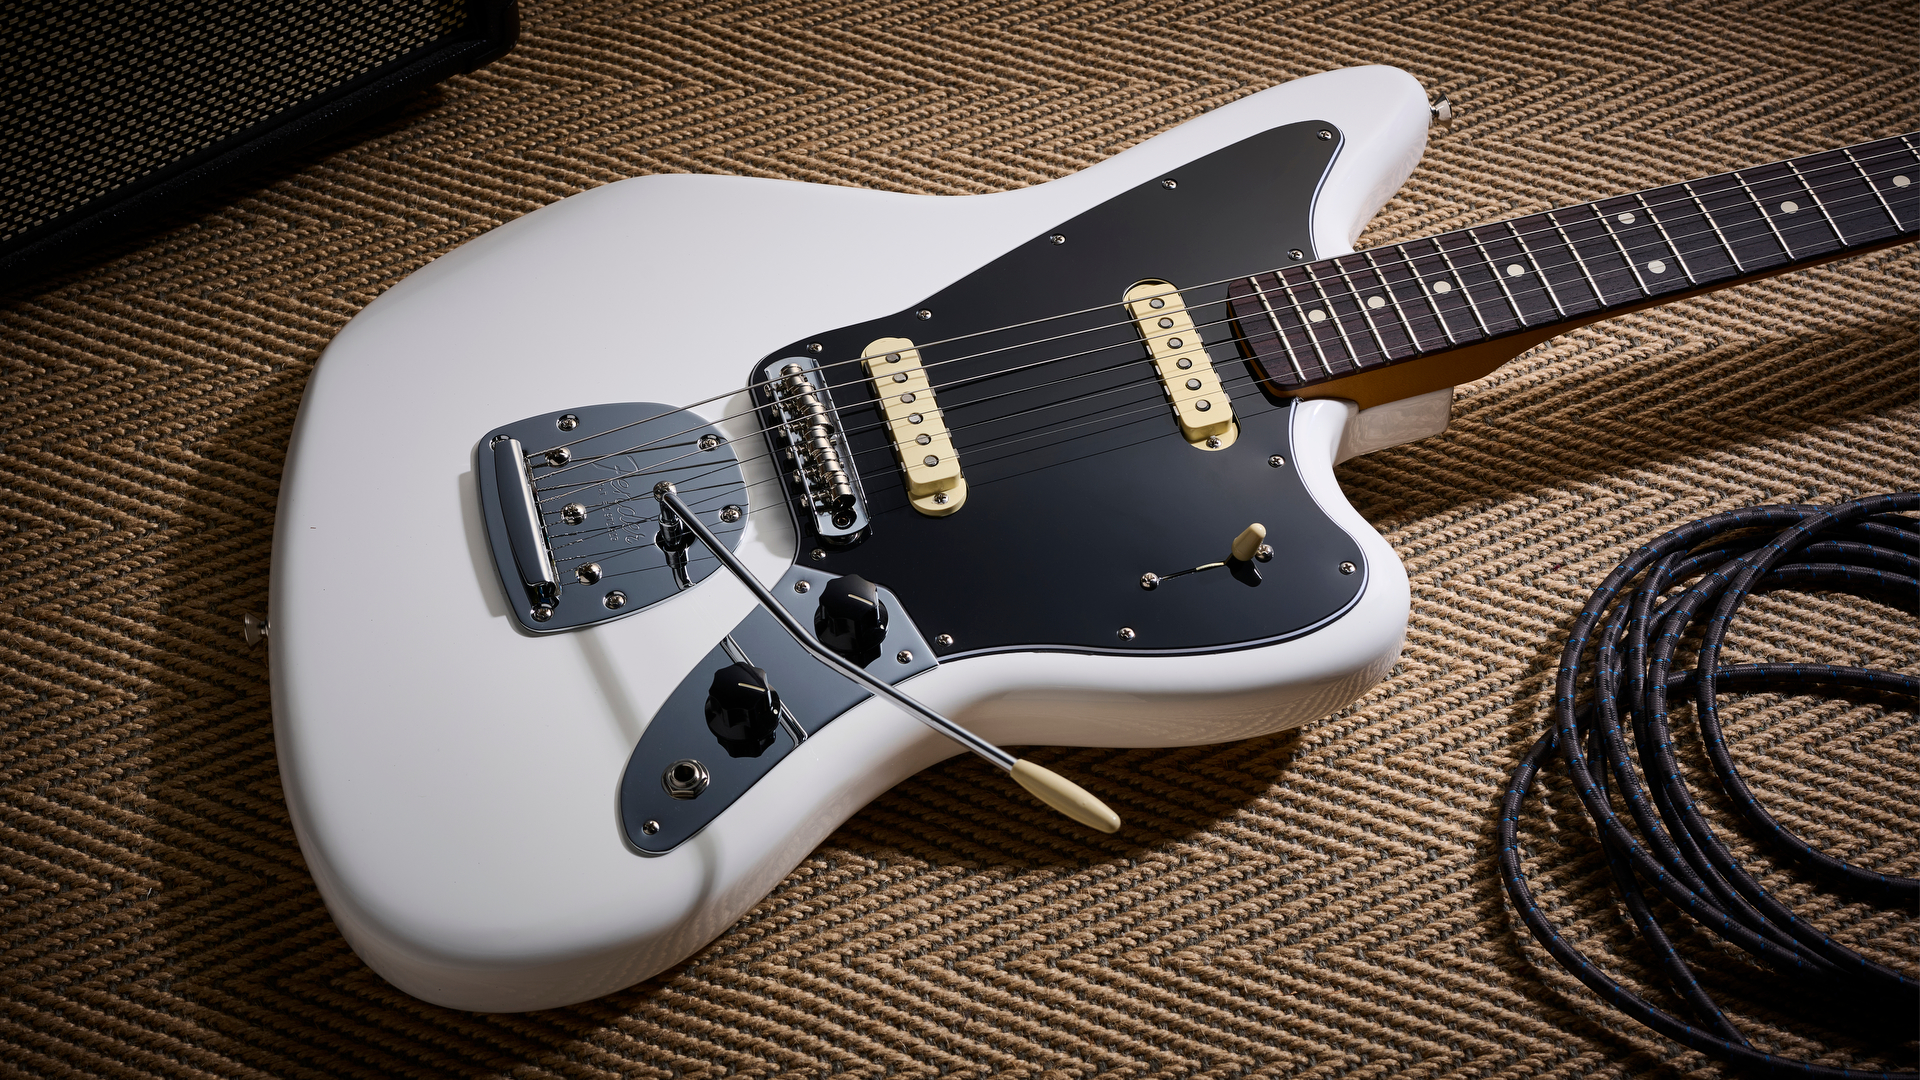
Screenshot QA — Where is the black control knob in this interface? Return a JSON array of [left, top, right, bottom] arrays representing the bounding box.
[[814, 574, 888, 666], [705, 662, 781, 758]]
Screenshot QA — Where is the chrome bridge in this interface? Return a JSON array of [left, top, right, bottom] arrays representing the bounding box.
[[761, 355, 870, 546], [475, 402, 748, 633]]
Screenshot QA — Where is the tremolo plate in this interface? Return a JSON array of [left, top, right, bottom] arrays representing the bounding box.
[[476, 402, 748, 633]]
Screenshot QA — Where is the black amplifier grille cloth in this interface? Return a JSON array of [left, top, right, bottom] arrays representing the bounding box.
[[0, 0, 464, 246]]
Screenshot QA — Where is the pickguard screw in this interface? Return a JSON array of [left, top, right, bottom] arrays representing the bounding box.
[[561, 502, 586, 525], [604, 590, 628, 609], [557, 413, 579, 431], [1317, 129, 1334, 141], [807, 342, 824, 353], [1117, 626, 1137, 641], [545, 447, 572, 466], [1289, 249, 1305, 260], [935, 633, 954, 647], [1339, 561, 1357, 575], [699, 433, 721, 451], [532, 604, 555, 622], [1139, 573, 1160, 591], [1162, 178, 1177, 189], [642, 820, 660, 835], [1255, 544, 1274, 562], [896, 650, 913, 664], [916, 309, 933, 320], [811, 548, 827, 561], [719, 504, 742, 524], [1269, 454, 1286, 468], [576, 563, 603, 585], [1049, 234, 1066, 245], [794, 580, 811, 594]]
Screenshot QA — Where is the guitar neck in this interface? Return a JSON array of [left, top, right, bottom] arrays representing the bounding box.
[[1229, 133, 1920, 397]]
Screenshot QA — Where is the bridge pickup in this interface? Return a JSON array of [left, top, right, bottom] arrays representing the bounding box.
[[1125, 280, 1237, 450], [862, 337, 966, 516]]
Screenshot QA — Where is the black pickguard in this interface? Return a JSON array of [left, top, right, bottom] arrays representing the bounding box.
[[752, 121, 1366, 656]]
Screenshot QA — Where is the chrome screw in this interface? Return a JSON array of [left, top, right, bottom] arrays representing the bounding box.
[[896, 650, 913, 664], [811, 548, 827, 561], [1139, 573, 1160, 591], [719, 505, 742, 524], [1255, 544, 1274, 562], [242, 613, 269, 645], [556, 413, 579, 431], [1269, 454, 1286, 468], [933, 491, 949, 505], [491, 433, 512, 445], [1162, 178, 1178, 189], [561, 502, 587, 525], [916, 309, 933, 320], [1117, 626, 1137, 641], [807, 342, 824, 353], [545, 447, 572, 466], [604, 591, 628, 609], [1289, 249, 1305, 260], [1205, 435, 1222, 449], [699, 433, 721, 451], [1049, 234, 1066, 245], [1339, 561, 1357, 575], [642, 820, 660, 835], [576, 562, 603, 585], [532, 604, 555, 622], [934, 633, 954, 647], [1317, 129, 1334, 141], [794, 580, 811, 594]]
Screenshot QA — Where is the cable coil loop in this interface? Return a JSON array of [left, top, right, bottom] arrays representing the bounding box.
[[1499, 494, 1919, 1078]]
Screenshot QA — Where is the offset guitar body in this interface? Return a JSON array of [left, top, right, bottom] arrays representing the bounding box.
[[272, 67, 1438, 1011]]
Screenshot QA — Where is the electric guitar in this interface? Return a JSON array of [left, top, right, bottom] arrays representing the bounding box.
[[268, 65, 1918, 1012]]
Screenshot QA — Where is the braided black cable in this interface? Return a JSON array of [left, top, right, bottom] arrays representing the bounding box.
[[1498, 494, 1919, 1078]]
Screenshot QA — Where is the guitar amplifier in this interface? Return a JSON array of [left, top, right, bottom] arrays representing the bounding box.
[[0, 0, 519, 291]]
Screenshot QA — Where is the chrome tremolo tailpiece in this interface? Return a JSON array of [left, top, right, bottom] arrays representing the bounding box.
[[762, 356, 870, 545]]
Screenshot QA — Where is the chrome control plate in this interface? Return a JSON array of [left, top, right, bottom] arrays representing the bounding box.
[[476, 402, 748, 633]]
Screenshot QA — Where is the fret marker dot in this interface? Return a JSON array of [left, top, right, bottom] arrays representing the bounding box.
[[1894, 175, 1911, 188], [1617, 212, 1635, 224], [1307, 309, 1327, 322], [1779, 200, 1799, 214], [1647, 259, 1667, 274], [1366, 296, 1386, 309], [1506, 264, 1526, 277], [1432, 280, 1453, 294]]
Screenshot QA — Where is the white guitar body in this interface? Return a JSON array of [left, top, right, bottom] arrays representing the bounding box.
[[272, 66, 1439, 1011]]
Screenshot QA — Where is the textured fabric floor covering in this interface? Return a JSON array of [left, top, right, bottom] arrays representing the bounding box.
[[1, 1, 1915, 1077]]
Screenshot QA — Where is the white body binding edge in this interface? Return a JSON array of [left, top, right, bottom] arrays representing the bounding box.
[[271, 66, 1434, 1011]]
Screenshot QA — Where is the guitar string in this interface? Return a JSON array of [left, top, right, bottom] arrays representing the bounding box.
[[523, 150, 1919, 502], [519, 136, 1918, 474], [529, 171, 1916, 514]]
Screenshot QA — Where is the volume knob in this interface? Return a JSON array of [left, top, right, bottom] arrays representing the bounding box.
[[814, 574, 888, 666], [705, 662, 781, 758]]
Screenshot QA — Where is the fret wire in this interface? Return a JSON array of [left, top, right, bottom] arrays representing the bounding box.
[[1276, 268, 1336, 377], [1589, 203, 1652, 295], [1681, 181, 1746, 272], [1426, 237, 1495, 337], [1250, 276, 1309, 383], [1729, 169, 1795, 259], [1464, 225, 1532, 326], [1337, 255, 1397, 364], [1631, 191, 1699, 285], [1394, 245, 1459, 345], [1839, 146, 1901, 229], [1503, 219, 1568, 317], [1784, 157, 1850, 246], [1544, 210, 1609, 307], [1302, 262, 1366, 370], [1361, 249, 1426, 354]]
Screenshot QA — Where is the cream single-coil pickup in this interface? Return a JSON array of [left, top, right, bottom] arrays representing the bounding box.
[[1124, 280, 1237, 450], [862, 337, 967, 516]]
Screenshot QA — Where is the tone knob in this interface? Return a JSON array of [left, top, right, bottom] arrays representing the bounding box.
[[814, 574, 888, 666], [705, 662, 781, 758]]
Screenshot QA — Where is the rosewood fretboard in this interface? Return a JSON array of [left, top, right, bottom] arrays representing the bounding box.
[[1227, 134, 1919, 391]]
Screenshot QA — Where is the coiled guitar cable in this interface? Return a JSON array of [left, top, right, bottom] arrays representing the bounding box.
[[1499, 493, 1919, 1078]]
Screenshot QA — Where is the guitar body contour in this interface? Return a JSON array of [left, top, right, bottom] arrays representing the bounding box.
[[271, 66, 1435, 1011]]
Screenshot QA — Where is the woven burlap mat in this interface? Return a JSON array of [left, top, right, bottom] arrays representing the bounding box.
[[2, 1, 1915, 1077]]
